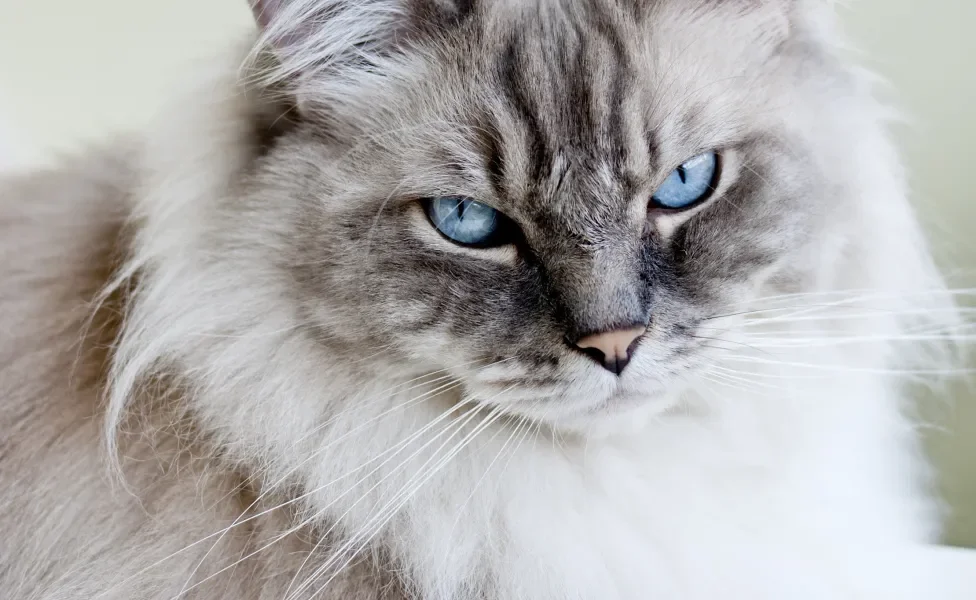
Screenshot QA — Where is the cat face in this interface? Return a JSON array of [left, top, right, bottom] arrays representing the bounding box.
[[245, 0, 838, 428]]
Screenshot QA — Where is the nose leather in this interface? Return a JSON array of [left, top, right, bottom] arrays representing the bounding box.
[[574, 326, 646, 375]]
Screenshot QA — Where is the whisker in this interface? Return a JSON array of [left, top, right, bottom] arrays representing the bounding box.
[[447, 414, 531, 535], [306, 404, 509, 599], [727, 287, 976, 309], [281, 397, 505, 599], [296, 391, 514, 599], [720, 354, 975, 377], [707, 289, 976, 322], [737, 308, 975, 327], [690, 334, 773, 357], [292, 356, 515, 447], [699, 372, 753, 395], [704, 366, 782, 392], [285, 406, 504, 600], [736, 333, 975, 349], [175, 394, 480, 600], [172, 376, 473, 596], [120, 359, 514, 600]]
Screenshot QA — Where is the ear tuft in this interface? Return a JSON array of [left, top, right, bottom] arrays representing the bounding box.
[[249, 0, 281, 29], [244, 0, 478, 115], [246, 0, 411, 88]]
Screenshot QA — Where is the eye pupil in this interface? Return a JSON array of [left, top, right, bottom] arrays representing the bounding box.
[[651, 152, 719, 210], [424, 196, 509, 247]]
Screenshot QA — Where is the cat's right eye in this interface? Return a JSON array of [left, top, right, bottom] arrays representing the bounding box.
[[651, 152, 720, 210], [423, 196, 515, 248]]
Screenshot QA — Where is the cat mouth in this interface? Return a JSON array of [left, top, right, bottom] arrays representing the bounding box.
[[468, 378, 672, 433], [525, 391, 673, 437]]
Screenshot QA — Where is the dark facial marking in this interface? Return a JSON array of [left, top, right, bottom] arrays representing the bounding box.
[[556, 23, 595, 148], [586, 7, 631, 168], [498, 36, 552, 183], [475, 115, 507, 200], [407, 0, 479, 38]]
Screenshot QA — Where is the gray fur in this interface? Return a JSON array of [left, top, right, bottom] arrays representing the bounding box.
[[0, 1, 957, 598]]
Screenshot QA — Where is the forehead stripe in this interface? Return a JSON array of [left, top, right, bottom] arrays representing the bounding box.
[[498, 37, 552, 183]]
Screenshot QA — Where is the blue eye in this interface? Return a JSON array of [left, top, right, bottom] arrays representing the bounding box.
[[651, 152, 719, 210], [424, 196, 510, 247]]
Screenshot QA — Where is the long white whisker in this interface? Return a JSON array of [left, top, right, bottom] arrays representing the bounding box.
[[134, 357, 518, 600], [173, 393, 478, 600], [303, 402, 510, 600], [277, 396, 482, 599], [171, 375, 474, 597], [729, 287, 976, 309], [721, 354, 974, 377], [704, 366, 782, 392], [708, 289, 976, 322], [297, 387, 516, 600], [737, 333, 974, 349], [281, 398, 502, 600], [287, 405, 482, 599], [447, 414, 530, 536]]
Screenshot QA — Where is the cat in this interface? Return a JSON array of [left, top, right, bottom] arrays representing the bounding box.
[[0, 0, 965, 598]]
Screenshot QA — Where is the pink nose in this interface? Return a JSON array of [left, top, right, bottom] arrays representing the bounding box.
[[574, 326, 646, 375]]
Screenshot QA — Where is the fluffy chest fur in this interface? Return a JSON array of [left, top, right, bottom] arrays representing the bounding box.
[[281, 344, 935, 600]]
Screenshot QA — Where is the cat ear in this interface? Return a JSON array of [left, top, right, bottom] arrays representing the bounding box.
[[249, 0, 479, 96], [247, 0, 473, 81], [248, 0, 281, 30], [246, 0, 406, 95], [248, 0, 474, 47], [245, 0, 475, 121], [248, 0, 332, 49]]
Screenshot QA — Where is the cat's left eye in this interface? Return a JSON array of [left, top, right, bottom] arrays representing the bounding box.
[[423, 196, 514, 248], [651, 152, 720, 210]]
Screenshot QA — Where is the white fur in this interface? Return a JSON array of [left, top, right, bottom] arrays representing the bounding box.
[[102, 12, 962, 600]]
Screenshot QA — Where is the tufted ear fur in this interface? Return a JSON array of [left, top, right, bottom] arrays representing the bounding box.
[[249, 0, 475, 32], [247, 0, 476, 66], [246, 0, 477, 109], [249, 0, 283, 29]]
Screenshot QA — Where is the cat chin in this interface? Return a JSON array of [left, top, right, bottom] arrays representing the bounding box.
[[510, 389, 681, 440]]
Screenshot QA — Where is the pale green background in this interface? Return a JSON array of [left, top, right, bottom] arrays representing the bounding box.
[[0, 0, 973, 547]]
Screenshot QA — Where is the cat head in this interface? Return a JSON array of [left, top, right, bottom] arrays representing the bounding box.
[[198, 0, 874, 430], [115, 0, 932, 446]]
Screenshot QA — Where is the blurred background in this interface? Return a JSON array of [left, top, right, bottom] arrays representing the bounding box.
[[0, 0, 973, 547]]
